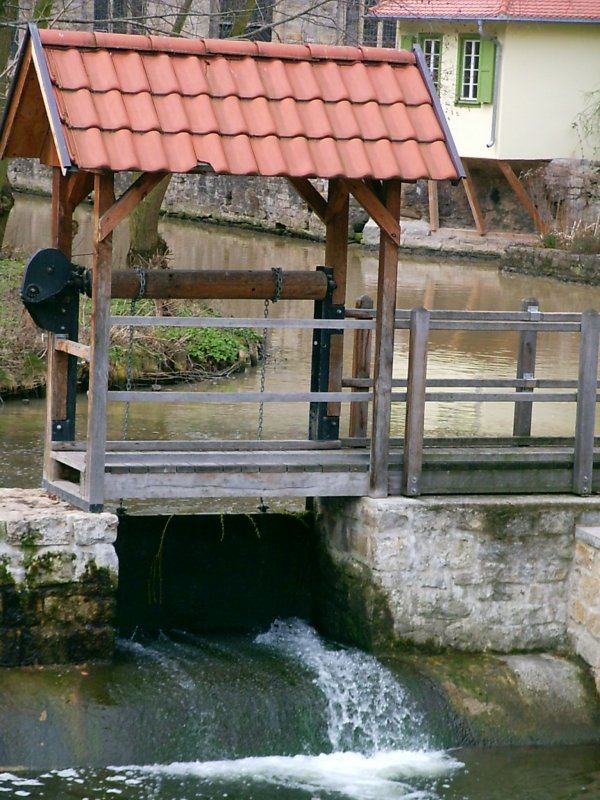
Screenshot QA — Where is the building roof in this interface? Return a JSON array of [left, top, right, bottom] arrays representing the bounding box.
[[0, 24, 463, 182], [370, 0, 600, 22]]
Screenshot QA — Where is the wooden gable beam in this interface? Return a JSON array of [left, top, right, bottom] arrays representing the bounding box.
[[341, 178, 400, 245], [98, 171, 169, 242], [0, 48, 33, 159], [287, 177, 328, 224]]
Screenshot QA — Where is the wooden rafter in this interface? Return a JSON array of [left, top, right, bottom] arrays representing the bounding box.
[[287, 177, 328, 223], [66, 171, 94, 209], [342, 178, 401, 245], [98, 171, 169, 242], [497, 160, 549, 235]]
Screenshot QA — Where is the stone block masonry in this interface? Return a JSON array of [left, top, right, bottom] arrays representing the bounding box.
[[569, 526, 600, 692], [315, 496, 600, 660], [0, 489, 118, 666]]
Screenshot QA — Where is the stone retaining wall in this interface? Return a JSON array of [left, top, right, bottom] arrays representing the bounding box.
[[502, 244, 600, 285], [569, 525, 600, 691], [0, 489, 118, 665], [315, 496, 600, 663]]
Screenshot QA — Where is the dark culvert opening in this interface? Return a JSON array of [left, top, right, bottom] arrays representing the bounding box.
[[114, 512, 316, 636]]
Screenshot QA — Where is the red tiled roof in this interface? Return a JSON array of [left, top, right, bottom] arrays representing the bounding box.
[[370, 0, 600, 21], [0, 24, 463, 182]]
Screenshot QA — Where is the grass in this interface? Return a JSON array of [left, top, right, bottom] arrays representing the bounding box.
[[0, 258, 262, 399]]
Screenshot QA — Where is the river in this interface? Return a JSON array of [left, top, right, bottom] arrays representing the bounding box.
[[2, 196, 600, 798]]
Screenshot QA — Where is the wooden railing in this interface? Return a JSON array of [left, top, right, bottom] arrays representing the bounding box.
[[344, 299, 600, 497]]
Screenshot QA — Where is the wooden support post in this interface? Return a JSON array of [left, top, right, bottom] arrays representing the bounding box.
[[497, 160, 548, 236], [324, 179, 349, 422], [513, 297, 539, 438], [402, 307, 430, 496], [369, 180, 402, 497], [83, 173, 114, 511], [428, 180, 439, 232], [309, 268, 340, 441], [349, 295, 374, 439], [462, 161, 486, 236], [573, 309, 600, 496], [44, 168, 75, 483]]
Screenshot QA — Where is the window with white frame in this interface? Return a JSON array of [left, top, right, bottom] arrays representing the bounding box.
[[420, 35, 441, 90], [457, 35, 496, 104]]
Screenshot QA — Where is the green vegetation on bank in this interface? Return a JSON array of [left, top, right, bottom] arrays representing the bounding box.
[[0, 258, 261, 398]]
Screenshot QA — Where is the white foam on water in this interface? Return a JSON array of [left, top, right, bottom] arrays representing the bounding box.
[[255, 618, 430, 752], [110, 749, 463, 800]]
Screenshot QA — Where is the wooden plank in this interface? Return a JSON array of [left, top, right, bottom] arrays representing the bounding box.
[[573, 309, 600, 495], [98, 171, 168, 242], [402, 307, 430, 496], [402, 320, 580, 332], [513, 298, 539, 436], [419, 392, 576, 403], [349, 295, 374, 438], [287, 177, 328, 223], [344, 377, 581, 389], [462, 160, 486, 236], [0, 49, 33, 158], [497, 160, 548, 236], [66, 171, 94, 209], [44, 169, 74, 483], [54, 337, 91, 361], [370, 180, 401, 497], [325, 178, 350, 419], [55, 439, 343, 452], [104, 471, 369, 499], [110, 316, 374, 330], [108, 391, 374, 404], [83, 173, 114, 509], [428, 180, 439, 232], [342, 178, 401, 245]]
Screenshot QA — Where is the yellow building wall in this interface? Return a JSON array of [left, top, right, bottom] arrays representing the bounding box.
[[397, 21, 600, 161]]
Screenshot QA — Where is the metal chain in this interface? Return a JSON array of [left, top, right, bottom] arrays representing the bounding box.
[[123, 267, 147, 441], [257, 268, 284, 512]]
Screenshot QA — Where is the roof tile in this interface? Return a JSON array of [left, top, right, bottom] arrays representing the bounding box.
[[239, 97, 277, 137], [192, 133, 229, 173], [122, 91, 160, 132], [296, 99, 333, 139], [9, 26, 463, 182], [80, 50, 120, 92], [45, 48, 89, 91], [141, 53, 181, 95], [213, 96, 248, 136], [171, 56, 210, 96], [59, 88, 100, 129], [182, 95, 219, 134], [153, 93, 189, 134], [371, 0, 600, 21], [112, 52, 151, 93], [324, 99, 361, 140], [250, 135, 288, 176]]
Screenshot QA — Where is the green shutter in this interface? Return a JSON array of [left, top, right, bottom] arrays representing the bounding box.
[[478, 38, 496, 103], [400, 34, 415, 51]]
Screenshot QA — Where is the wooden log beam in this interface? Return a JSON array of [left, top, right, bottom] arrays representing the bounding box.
[[325, 178, 349, 420], [402, 307, 430, 496], [109, 269, 329, 301], [462, 161, 486, 236], [349, 295, 374, 439], [98, 171, 169, 242], [573, 309, 600, 495]]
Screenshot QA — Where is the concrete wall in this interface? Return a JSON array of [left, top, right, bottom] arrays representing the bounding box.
[[569, 525, 600, 692], [0, 489, 118, 665], [315, 496, 600, 664]]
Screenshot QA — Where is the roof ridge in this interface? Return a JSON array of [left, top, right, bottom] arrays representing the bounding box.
[[39, 27, 415, 65]]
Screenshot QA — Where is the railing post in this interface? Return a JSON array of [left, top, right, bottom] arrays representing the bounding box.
[[309, 267, 342, 441], [573, 309, 600, 496], [513, 297, 539, 438], [402, 307, 430, 496], [348, 295, 374, 439]]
